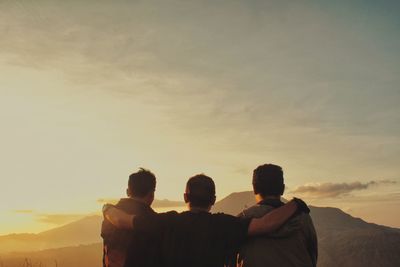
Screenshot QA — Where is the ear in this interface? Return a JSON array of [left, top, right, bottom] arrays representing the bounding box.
[[126, 188, 131, 197], [146, 191, 155, 205], [211, 195, 216, 206], [184, 193, 189, 203], [252, 183, 259, 195], [280, 184, 285, 196]]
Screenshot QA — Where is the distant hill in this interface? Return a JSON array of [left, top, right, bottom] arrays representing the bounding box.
[[214, 191, 400, 267], [0, 215, 102, 253], [212, 191, 256, 215], [1, 192, 400, 267], [0, 243, 102, 267], [310, 207, 400, 267], [0, 199, 185, 254]]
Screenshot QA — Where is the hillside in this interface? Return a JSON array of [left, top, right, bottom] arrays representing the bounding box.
[[0, 243, 102, 267], [0, 216, 102, 253], [214, 191, 400, 267], [212, 191, 256, 215], [0, 199, 185, 254], [1, 192, 400, 267]]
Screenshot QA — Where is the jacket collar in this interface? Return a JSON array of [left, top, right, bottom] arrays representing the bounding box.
[[118, 197, 154, 212], [257, 198, 284, 208]]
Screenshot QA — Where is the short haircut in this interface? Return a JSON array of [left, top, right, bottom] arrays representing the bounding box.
[[186, 174, 216, 208], [252, 164, 284, 196], [128, 168, 156, 197]]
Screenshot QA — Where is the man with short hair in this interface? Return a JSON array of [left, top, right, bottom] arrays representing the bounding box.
[[237, 164, 318, 267], [103, 173, 310, 267], [101, 168, 158, 267]]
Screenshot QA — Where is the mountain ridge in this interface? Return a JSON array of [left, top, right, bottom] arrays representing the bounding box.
[[1, 191, 400, 267]]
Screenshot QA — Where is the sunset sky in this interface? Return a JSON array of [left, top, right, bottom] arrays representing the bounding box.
[[0, 0, 399, 234]]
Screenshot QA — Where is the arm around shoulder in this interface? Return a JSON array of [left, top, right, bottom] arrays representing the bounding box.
[[247, 199, 300, 236], [103, 204, 135, 230]]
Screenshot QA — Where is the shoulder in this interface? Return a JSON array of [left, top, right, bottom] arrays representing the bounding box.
[[297, 212, 316, 229], [240, 204, 274, 219], [134, 210, 179, 231], [211, 213, 242, 225], [154, 210, 180, 223], [156, 210, 179, 218], [165, 210, 179, 216], [135, 210, 178, 222], [212, 212, 237, 220], [293, 212, 314, 224], [272, 212, 314, 237], [211, 213, 251, 241], [212, 213, 250, 229], [115, 198, 140, 214]]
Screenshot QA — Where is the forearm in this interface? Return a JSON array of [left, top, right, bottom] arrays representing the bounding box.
[[248, 200, 298, 235], [104, 206, 134, 229]]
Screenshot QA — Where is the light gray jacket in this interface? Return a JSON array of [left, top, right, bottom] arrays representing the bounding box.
[[238, 200, 318, 267]]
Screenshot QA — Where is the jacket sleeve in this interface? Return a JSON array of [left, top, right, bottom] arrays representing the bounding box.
[[304, 214, 318, 267], [101, 219, 115, 240]]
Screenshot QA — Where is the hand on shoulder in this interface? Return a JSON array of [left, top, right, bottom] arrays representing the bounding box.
[[292, 198, 310, 214]]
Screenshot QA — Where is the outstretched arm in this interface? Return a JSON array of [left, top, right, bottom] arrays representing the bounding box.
[[103, 204, 134, 229], [247, 199, 301, 236]]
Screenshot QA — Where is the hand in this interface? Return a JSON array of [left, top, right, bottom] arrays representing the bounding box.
[[102, 204, 114, 217], [293, 198, 310, 214]]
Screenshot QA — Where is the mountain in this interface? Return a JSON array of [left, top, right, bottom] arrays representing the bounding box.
[[0, 243, 102, 267], [310, 207, 400, 267], [212, 191, 256, 215], [0, 199, 185, 254], [213, 191, 400, 267], [0, 215, 102, 253], [1, 192, 400, 267], [212, 191, 289, 215]]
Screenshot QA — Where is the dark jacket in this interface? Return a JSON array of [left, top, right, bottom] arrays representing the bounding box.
[[101, 198, 156, 267], [238, 199, 318, 267]]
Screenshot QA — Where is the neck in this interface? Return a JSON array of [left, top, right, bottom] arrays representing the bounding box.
[[255, 194, 280, 203], [188, 206, 210, 213], [130, 196, 150, 206]]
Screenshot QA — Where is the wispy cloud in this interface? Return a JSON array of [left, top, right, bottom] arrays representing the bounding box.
[[291, 180, 397, 198], [97, 198, 185, 207], [96, 198, 119, 205], [12, 209, 87, 225], [13, 210, 34, 214]]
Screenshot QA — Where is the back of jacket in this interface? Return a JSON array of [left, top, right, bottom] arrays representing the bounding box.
[[238, 199, 318, 267], [101, 198, 156, 267]]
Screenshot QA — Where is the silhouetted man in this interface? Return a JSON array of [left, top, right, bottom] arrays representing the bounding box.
[[237, 164, 318, 267], [101, 168, 158, 267], [103, 174, 310, 267]]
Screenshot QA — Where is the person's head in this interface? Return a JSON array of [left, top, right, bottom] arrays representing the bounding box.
[[127, 168, 156, 205], [252, 164, 285, 199], [184, 174, 216, 211]]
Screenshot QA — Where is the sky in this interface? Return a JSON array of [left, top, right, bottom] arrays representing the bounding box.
[[0, 0, 399, 234]]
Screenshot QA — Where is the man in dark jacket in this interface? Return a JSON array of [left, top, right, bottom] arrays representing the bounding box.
[[237, 164, 318, 267], [101, 168, 158, 267]]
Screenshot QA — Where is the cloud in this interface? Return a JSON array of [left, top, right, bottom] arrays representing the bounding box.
[[11, 209, 88, 225], [291, 180, 397, 198], [35, 213, 85, 225], [153, 199, 185, 208], [96, 198, 119, 205], [97, 198, 185, 208], [13, 210, 34, 214], [2, 0, 399, 139]]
